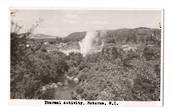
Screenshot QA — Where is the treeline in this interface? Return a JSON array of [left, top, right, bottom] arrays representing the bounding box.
[[35, 27, 160, 46], [105, 27, 161, 45]]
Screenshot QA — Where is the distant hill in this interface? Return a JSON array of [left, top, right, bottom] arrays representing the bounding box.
[[62, 27, 161, 44], [104, 27, 161, 44], [32, 32, 86, 43], [32, 27, 161, 45], [31, 34, 62, 43], [32, 33, 57, 39], [63, 31, 86, 42]]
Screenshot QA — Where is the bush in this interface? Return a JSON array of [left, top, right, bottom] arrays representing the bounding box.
[[143, 45, 160, 61], [131, 59, 160, 101], [10, 31, 69, 99], [73, 60, 134, 100]]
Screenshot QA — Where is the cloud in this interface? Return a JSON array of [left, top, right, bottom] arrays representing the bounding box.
[[89, 20, 109, 26], [63, 19, 78, 24], [62, 14, 79, 24], [64, 14, 79, 19]]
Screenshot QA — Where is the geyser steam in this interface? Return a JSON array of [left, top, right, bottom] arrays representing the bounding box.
[[79, 31, 104, 56], [79, 31, 98, 56]]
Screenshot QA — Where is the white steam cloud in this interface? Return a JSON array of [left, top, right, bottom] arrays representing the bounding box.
[[79, 31, 98, 56], [79, 31, 104, 56]]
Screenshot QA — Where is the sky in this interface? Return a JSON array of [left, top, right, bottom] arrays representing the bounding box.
[[12, 10, 161, 37]]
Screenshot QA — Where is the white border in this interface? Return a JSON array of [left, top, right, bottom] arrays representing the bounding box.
[[1, 0, 170, 112], [8, 8, 163, 107]]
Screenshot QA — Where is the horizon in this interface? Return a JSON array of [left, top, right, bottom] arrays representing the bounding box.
[[32, 27, 160, 38], [11, 10, 161, 37]]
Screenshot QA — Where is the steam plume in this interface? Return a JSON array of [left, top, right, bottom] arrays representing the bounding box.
[[79, 31, 98, 56], [79, 31, 104, 56]]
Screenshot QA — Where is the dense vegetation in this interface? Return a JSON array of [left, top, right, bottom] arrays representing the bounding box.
[[11, 24, 161, 100]]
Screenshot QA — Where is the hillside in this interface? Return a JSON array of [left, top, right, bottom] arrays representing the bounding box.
[[64, 27, 161, 44], [32, 27, 160, 46], [63, 31, 86, 42]]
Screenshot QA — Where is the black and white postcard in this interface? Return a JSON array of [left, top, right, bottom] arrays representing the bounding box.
[[9, 9, 163, 106]]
